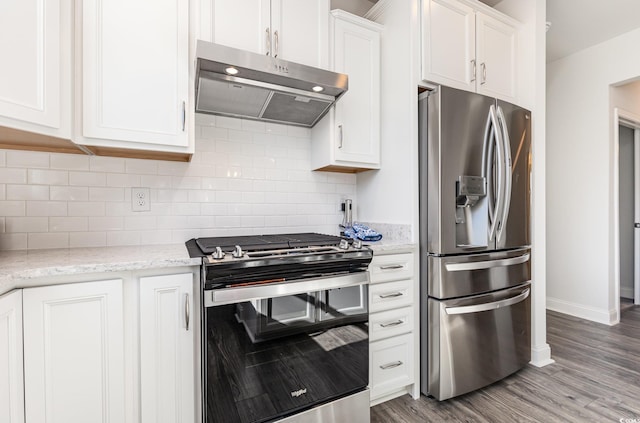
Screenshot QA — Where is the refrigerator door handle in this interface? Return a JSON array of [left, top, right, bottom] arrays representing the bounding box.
[[496, 105, 513, 242], [482, 110, 496, 230], [444, 288, 530, 315], [487, 105, 504, 243], [444, 252, 530, 272]]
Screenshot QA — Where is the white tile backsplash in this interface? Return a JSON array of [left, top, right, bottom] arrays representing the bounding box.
[[0, 117, 354, 250]]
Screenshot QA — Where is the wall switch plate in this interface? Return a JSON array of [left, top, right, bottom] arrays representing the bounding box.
[[131, 187, 150, 212]]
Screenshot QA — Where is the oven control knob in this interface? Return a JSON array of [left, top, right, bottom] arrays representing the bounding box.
[[339, 238, 350, 250], [353, 239, 363, 249], [232, 245, 244, 258], [211, 246, 225, 260]]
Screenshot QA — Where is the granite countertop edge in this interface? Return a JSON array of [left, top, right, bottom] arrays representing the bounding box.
[[0, 244, 201, 296]]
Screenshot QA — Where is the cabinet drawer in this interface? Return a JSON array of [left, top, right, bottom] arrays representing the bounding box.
[[370, 306, 414, 341], [370, 279, 413, 313], [370, 333, 414, 399], [370, 253, 414, 284]]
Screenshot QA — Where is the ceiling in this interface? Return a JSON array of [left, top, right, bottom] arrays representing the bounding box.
[[545, 0, 640, 63]]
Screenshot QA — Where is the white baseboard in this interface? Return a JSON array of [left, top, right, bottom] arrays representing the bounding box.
[[546, 297, 616, 325], [530, 343, 554, 367]]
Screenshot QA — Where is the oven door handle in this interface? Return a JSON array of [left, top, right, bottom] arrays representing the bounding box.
[[204, 272, 370, 307]]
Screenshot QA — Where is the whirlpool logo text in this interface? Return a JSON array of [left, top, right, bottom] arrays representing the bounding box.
[[290, 388, 307, 398]]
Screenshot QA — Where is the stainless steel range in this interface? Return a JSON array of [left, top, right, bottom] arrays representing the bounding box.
[[187, 233, 372, 423]]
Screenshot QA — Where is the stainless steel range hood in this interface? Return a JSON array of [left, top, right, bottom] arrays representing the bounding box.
[[195, 41, 348, 128]]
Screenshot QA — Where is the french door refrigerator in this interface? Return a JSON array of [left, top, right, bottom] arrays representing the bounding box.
[[418, 85, 532, 401]]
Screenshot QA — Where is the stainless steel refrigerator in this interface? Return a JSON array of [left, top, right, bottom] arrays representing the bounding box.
[[418, 85, 532, 401]]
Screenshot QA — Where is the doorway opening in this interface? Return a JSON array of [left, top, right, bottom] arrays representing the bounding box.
[[614, 108, 640, 323]]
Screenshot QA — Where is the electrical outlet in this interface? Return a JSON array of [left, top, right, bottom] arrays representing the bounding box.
[[131, 187, 150, 212]]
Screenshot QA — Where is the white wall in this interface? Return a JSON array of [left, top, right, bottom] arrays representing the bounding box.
[[356, 0, 419, 241], [547, 28, 640, 324], [0, 115, 355, 250]]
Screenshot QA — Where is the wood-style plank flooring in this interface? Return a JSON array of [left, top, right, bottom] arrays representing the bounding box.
[[371, 304, 640, 422]]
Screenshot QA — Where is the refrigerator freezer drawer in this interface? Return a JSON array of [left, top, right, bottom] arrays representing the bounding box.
[[427, 248, 530, 299], [426, 283, 531, 401]]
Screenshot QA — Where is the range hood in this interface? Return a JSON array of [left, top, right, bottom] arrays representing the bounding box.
[[195, 41, 348, 128]]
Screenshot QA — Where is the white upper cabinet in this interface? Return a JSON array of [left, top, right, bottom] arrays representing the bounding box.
[[23, 280, 126, 423], [421, 0, 476, 92], [475, 13, 517, 101], [421, 0, 518, 103], [79, 0, 190, 150], [201, 0, 329, 68], [0, 0, 70, 138], [0, 290, 24, 423], [311, 11, 382, 172]]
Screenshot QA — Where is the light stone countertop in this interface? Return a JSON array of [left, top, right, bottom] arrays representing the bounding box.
[[0, 244, 201, 296], [365, 240, 418, 254]]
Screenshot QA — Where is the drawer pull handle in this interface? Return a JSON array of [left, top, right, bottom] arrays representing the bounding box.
[[380, 264, 404, 270], [379, 292, 403, 299], [380, 361, 403, 370], [380, 319, 404, 328]]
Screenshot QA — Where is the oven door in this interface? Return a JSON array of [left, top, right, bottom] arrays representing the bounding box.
[[203, 273, 370, 423]]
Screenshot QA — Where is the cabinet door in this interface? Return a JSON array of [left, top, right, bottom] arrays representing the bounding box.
[[333, 16, 380, 166], [139, 273, 194, 423], [0, 0, 66, 133], [82, 0, 189, 147], [0, 290, 24, 423], [421, 0, 476, 92], [476, 12, 517, 102], [23, 280, 125, 423], [202, 0, 270, 54], [270, 0, 329, 67]]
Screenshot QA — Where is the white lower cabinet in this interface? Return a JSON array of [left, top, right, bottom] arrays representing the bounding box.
[[369, 250, 419, 405], [370, 333, 414, 399], [23, 279, 126, 423], [139, 273, 195, 423], [15, 268, 197, 423], [0, 290, 24, 423]]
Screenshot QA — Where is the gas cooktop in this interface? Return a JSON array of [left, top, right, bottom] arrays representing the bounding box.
[[185, 233, 357, 258]]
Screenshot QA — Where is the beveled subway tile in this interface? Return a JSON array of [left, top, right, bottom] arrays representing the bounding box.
[[27, 233, 69, 249], [50, 186, 89, 201], [69, 171, 106, 187], [6, 150, 49, 168], [0, 168, 27, 184], [69, 232, 107, 248], [5, 217, 48, 233], [27, 169, 69, 185], [50, 153, 90, 171], [26, 201, 67, 216], [6, 185, 49, 201], [0, 233, 27, 250], [49, 217, 88, 232]]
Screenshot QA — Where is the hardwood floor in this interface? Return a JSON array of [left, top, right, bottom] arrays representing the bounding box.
[[371, 306, 640, 422]]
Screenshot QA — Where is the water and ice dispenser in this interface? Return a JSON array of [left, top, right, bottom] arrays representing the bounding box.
[[455, 175, 488, 248]]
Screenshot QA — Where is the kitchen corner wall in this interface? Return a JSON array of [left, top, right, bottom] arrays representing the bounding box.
[[0, 114, 356, 250]]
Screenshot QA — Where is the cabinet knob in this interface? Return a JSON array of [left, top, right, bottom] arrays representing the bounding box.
[[481, 62, 487, 85], [338, 124, 343, 148]]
